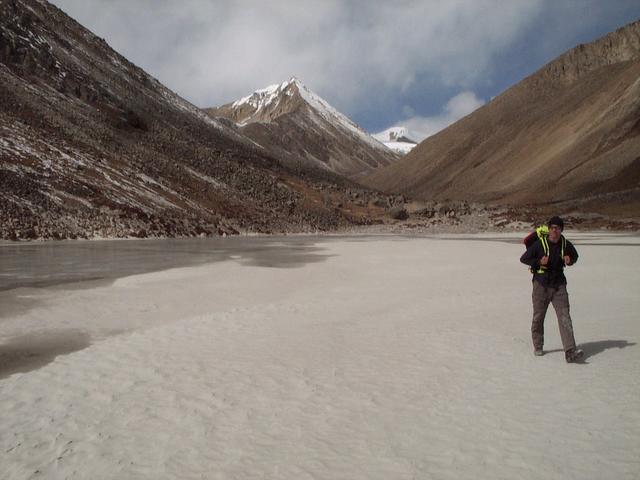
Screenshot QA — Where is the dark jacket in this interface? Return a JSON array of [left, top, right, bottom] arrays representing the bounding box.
[[520, 236, 579, 288]]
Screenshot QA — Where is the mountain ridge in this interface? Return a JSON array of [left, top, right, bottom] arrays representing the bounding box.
[[205, 78, 398, 178], [0, 0, 392, 240], [362, 19, 640, 216]]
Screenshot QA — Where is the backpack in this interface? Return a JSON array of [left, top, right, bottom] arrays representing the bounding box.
[[523, 225, 549, 251], [523, 225, 566, 274]]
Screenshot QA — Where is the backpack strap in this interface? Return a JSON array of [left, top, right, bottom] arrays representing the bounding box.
[[540, 235, 549, 256], [535, 236, 549, 274], [532, 226, 550, 274]]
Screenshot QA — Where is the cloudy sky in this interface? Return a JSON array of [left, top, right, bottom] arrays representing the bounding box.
[[50, 0, 640, 141]]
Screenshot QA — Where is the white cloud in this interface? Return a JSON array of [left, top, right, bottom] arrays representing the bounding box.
[[385, 91, 485, 142], [48, 0, 633, 130], [49, 0, 545, 113]]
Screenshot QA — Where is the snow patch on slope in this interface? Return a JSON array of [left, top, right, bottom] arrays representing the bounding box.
[[232, 80, 293, 111]]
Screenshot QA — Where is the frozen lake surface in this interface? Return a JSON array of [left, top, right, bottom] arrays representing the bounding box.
[[0, 236, 337, 291], [2, 232, 634, 291], [0, 233, 638, 479]]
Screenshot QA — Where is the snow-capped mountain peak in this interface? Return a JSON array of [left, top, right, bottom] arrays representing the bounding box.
[[205, 78, 399, 177], [373, 126, 418, 155], [373, 126, 417, 143], [232, 78, 296, 110], [215, 78, 390, 152]]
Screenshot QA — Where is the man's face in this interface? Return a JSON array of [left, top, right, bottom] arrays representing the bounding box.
[[548, 225, 561, 242]]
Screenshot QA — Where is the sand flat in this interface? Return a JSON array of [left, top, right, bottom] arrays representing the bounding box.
[[1, 234, 639, 479]]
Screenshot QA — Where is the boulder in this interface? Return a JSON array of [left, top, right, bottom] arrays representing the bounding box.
[[388, 206, 409, 220]]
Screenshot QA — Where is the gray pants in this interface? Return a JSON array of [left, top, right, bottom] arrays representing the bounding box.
[[531, 282, 577, 352]]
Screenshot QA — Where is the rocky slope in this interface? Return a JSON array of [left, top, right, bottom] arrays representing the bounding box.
[[0, 0, 394, 240], [205, 78, 398, 179], [363, 20, 640, 218]]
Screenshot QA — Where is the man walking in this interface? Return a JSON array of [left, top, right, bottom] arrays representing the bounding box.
[[520, 216, 584, 363]]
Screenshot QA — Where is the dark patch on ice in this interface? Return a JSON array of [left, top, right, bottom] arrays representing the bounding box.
[[0, 236, 336, 293], [0, 329, 91, 379], [233, 242, 333, 268]]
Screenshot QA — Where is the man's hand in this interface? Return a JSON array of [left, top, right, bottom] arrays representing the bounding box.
[[540, 256, 549, 266], [564, 255, 572, 265]]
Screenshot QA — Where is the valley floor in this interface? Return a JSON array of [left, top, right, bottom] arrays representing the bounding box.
[[1, 234, 639, 479]]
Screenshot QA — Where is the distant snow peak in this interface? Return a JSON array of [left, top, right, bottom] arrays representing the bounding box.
[[389, 127, 410, 141], [373, 126, 418, 155], [373, 126, 416, 143]]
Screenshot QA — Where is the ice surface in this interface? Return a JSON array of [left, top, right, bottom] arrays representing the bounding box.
[[0, 234, 638, 479]]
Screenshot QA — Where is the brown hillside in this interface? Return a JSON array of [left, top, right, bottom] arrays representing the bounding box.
[[0, 0, 391, 240], [363, 20, 640, 217]]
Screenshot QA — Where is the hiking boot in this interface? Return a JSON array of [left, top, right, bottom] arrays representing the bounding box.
[[565, 348, 584, 363], [534, 349, 544, 356]]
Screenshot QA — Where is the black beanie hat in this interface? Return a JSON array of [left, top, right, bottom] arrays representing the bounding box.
[[548, 216, 564, 230]]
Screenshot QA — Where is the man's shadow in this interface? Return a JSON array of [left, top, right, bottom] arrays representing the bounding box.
[[546, 340, 635, 363], [580, 340, 636, 361]]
